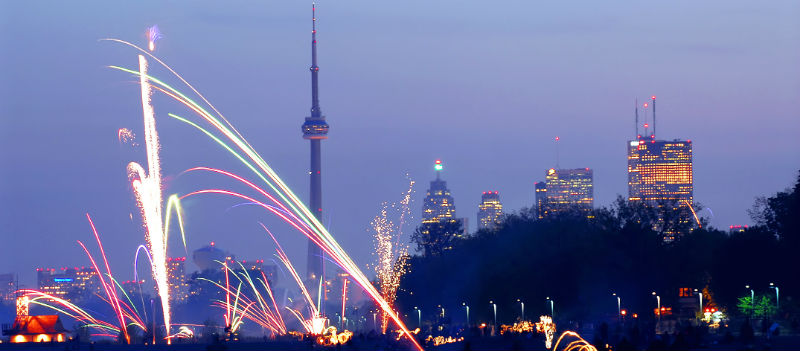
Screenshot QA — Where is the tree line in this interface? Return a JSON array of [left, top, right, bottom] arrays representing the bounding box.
[[397, 170, 800, 326]]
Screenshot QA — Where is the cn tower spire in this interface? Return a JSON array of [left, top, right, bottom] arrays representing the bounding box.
[[310, 3, 321, 118], [302, 2, 329, 284]]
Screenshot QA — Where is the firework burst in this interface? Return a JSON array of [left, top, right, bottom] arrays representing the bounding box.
[[371, 178, 414, 333]]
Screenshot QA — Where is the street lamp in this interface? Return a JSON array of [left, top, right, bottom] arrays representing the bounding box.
[[489, 300, 497, 327], [652, 292, 660, 323], [546, 297, 554, 318], [414, 307, 421, 329], [770, 283, 779, 312], [612, 293, 621, 321], [462, 302, 470, 326], [517, 299, 525, 321], [745, 285, 754, 319], [693, 288, 703, 320]]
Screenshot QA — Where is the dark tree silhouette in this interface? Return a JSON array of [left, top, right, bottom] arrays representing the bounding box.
[[411, 220, 464, 257]]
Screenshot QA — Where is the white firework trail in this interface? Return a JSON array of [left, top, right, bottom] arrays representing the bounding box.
[[127, 54, 171, 342]]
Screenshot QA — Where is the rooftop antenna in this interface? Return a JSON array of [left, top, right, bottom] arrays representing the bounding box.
[[555, 136, 560, 169], [635, 98, 639, 139], [642, 102, 649, 138], [651, 95, 656, 139]]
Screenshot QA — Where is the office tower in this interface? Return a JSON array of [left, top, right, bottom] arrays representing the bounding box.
[[477, 191, 503, 230]]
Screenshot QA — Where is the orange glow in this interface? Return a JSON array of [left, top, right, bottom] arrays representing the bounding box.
[[12, 335, 27, 343], [35, 334, 50, 342]]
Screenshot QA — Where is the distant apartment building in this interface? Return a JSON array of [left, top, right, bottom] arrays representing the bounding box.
[[36, 267, 101, 302], [167, 257, 189, 304], [0, 273, 16, 304]]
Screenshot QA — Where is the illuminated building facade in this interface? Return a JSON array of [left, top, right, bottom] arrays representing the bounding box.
[[167, 257, 189, 304], [422, 160, 457, 225], [627, 138, 693, 204], [477, 191, 503, 231], [536, 168, 594, 218], [534, 182, 547, 219], [36, 267, 100, 303], [419, 160, 466, 255], [0, 273, 16, 304], [121, 280, 146, 299]]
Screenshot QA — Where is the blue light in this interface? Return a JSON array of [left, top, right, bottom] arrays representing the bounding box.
[[53, 278, 73, 282]]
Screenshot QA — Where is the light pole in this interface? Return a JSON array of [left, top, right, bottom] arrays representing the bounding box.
[[694, 289, 703, 319], [489, 300, 497, 327], [652, 292, 660, 323], [414, 307, 421, 329], [546, 297, 554, 319], [613, 293, 621, 321], [770, 283, 779, 313], [462, 302, 470, 326], [517, 299, 525, 321], [745, 285, 754, 319]]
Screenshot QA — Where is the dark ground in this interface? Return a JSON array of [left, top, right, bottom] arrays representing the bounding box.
[[1, 335, 800, 351]]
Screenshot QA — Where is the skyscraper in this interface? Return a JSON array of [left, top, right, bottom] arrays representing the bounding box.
[[536, 168, 594, 218], [534, 181, 547, 219], [627, 139, 693, 204], [302, 4, 330, 282], [477, 191, 503, 231], [419, 160, 465, 256], [167, 257, 189, 304], [422, 160, 457, 224], [627, 96, 694, 241]]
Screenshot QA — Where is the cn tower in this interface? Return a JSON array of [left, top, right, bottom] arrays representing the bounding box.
[[301, 3, 329, 282]]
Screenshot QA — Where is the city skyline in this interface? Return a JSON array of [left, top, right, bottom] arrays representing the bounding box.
[[1, 0, 798, 288]]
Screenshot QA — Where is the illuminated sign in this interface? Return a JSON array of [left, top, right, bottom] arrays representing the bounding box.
[[53, 278, 73, 282]]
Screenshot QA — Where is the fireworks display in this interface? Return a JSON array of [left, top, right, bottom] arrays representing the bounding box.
[[104, 41, 424, 348], [552, 331, 598, 351], [24, 214, 148, 342], [535, 315, 556, 349], [371, 178, 414, 333]]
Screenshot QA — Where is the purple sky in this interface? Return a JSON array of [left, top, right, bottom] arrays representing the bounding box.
[[1, 1, 799, 287]]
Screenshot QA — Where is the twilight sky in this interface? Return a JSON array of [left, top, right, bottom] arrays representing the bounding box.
[[1, 1, 798, 287]]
